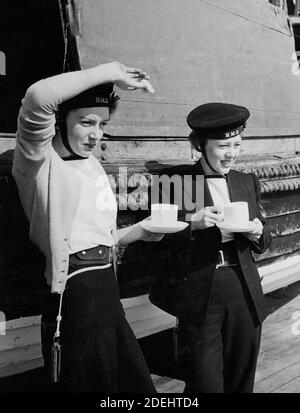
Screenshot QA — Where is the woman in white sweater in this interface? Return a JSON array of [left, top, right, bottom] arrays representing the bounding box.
[[12, 61, 160, 392]]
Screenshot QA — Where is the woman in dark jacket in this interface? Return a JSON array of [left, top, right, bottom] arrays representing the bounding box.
[[150, 103, 271, 393]]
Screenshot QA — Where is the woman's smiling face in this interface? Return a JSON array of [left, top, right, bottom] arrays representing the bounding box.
[[204, 135, 242, 174]]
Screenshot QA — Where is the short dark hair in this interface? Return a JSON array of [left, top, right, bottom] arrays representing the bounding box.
[[108, 93, 119, 115], [188, 130, 207, 152]]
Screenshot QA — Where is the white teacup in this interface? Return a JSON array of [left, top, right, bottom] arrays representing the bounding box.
[[151, 204, 178, 226], [223, 202, 249, 227]]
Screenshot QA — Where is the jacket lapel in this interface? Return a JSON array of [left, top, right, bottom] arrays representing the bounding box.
[[227, 170, 249, 202], [192, 160, 214, 207]]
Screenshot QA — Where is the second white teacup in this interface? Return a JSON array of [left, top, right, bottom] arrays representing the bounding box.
[[151, 204, 178, 226], [223, 202, 249, 227]]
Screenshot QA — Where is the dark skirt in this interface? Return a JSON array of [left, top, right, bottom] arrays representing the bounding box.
[[41, 265, 156, 393]]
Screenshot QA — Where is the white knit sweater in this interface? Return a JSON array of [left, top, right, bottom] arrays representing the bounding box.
[[12, 79, 117, 294]]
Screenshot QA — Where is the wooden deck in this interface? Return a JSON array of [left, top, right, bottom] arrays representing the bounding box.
[[255, 281, 300, 393], [1, 281, 300, 393], [152, 280, 300, 393]]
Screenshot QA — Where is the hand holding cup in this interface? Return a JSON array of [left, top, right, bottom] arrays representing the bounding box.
[[191, 206, 224, 230], [242, 218, 263, 241]]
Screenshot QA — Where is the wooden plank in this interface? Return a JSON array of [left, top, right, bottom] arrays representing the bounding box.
[[261, 256, 300, 293], [256, 333, 300, 383], [272, 377, 300, 393], [130, 316, 175, 340], [0, 357, 43, 379], [95, 139, 191, 163], [260, 302, 300, 340], [122, 295, 176, 338], [255, 359, 300, 393], [122, 294, 155, 309], [0, 343, 41, 372], [5, 316, 41, 330], [123, 300, 171, 322], [0, 324, 40, 352], [255, 284, 300, 384]]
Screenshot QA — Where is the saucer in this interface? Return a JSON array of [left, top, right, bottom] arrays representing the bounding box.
[[216, 221, 256, 233], [141, 221, 189, 234]]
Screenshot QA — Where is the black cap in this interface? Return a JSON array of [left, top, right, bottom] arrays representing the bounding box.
[[187, 103, 250, 139], [59, 83, 119, 114]]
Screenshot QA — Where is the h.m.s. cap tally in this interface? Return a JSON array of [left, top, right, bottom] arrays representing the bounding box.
[[187, 102, 250, 139], [59, 83, 119, 114]]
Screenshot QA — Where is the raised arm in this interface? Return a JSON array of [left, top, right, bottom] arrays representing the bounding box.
[[13, 62, 154, 172], [24, 61, 153, 111]]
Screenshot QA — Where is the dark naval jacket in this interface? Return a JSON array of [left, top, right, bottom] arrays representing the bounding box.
[[149, 160, 271, 326]]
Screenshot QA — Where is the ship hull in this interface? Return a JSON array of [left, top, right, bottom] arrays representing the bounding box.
[[74, 0, 300, 139]]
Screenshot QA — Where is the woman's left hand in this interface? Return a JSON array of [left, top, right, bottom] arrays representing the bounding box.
[[242, 218, 263, 242], [139, 224, 164, 242], [117, 221, 164, 246], [111, 62, 155, 93], [136, 217, 164, 242]]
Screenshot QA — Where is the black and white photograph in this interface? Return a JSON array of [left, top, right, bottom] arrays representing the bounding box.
[[0, 0, 300, 398]]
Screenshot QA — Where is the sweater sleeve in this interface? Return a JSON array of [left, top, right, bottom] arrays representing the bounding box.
[[13, 79, 63, 173]]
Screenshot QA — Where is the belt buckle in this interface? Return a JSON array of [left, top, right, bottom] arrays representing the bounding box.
[[216, 250, 225, 269]]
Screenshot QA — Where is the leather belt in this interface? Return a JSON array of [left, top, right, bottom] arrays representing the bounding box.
[[216, 241, 239, 268], [69, 245, 114, 267]]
